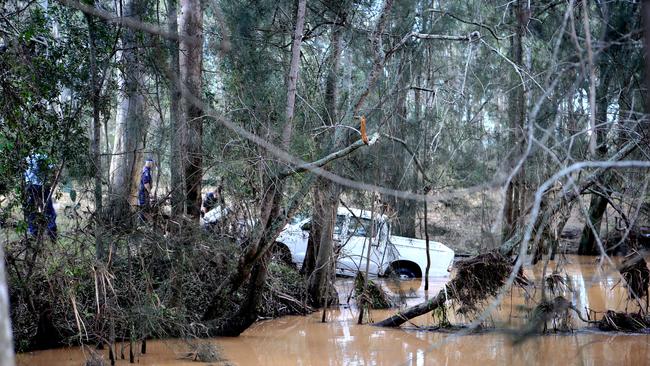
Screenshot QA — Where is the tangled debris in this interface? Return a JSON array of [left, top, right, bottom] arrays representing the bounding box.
[[598, 310, 650, 332], [449, 251, 528, 315], [375, 251, 528, 327], [260, 261, 313, 317], [619, 252, 650, 300], [182, 341, 225, 363], [83, 349, 106, 366], [354, 272, 393, 309]]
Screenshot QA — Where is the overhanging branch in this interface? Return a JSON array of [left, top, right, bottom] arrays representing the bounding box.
[[277, 132, 379, 179], [56, 0, 206, 47], [387, 30, 480, 57]]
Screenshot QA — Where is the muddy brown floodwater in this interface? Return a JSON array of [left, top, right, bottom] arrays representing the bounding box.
[[17, 255, 650, 366]]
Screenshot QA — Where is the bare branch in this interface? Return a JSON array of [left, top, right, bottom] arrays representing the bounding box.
[[278, 132, 379, 179], [56, 0, 210, 48], [387, 31, 479, 57]]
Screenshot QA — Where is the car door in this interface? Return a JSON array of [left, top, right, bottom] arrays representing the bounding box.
[[337, 216, 383, 276]]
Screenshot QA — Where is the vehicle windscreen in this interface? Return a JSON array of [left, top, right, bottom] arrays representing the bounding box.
[[348, 217, 377, 237], [333, 215, 346, 235]]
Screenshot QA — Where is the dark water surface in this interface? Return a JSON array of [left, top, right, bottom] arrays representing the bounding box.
[[17, 255, 650, 365]]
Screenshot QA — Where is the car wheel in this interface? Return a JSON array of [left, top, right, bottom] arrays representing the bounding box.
[[394, 267, 417, 280]]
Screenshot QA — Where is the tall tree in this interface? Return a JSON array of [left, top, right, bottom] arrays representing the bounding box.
[[0, 242, 14, 366], [306, 3, 346, 305], [168, 0, 184, 216], [502, 0, 529, 240], [179, 0, 203, 218], [107, 0, 149, 222], [578, 1, 637, 254]]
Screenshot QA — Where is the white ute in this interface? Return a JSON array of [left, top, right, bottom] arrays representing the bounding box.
[[276, 207, 455, 278]]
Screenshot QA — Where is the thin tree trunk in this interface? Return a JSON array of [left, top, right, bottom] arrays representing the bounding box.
[[306, 8, 344, 306], [0, 242, 15, 366], [85, 10, 104, 258], [203, 0, 308, 334], [645, 0, 650, 121], [179, 0, 203, 218], [108, 0, 148, 223], [168, 0, 183, 216], [577, 3, 627, 254], [502, 0, 529, 241]]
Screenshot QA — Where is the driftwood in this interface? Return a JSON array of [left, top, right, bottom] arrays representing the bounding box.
[[374, 291, 446, 327]]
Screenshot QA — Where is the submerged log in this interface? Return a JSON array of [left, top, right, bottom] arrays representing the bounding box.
[[374, 291, 446, 327]]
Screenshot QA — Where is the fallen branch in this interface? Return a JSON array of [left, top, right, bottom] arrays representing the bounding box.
[[277, 132, 379, 179]]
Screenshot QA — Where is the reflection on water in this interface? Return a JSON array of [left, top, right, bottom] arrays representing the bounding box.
[[17, 255, 650, 366]]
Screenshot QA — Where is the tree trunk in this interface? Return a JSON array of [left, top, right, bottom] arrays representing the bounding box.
[[179, 0, 203, 218], [107, 0, 148, 223], [387, 53, 417, 237], [645, 0, 650, 130], [85, 9, 104, 258], [577, 1, 632, 254], [502, 0, 529, 240], [0, 242, 15, 366], [168, 0, 184, 216], [375, 290, 445, 327], [307, 179, 341, 306], [305, 8, 344, 306]]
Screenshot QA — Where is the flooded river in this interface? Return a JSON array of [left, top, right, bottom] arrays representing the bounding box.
[[17, 255, 650, 365]]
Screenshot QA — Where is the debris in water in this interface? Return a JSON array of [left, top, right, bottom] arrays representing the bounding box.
[[182, 342, 225, 363], [354, 272, 393, 309], [83, 349, 105, 366], [449, 251, 528, 315], [598, 310, 650, 332], [618, 252, 649, 300]]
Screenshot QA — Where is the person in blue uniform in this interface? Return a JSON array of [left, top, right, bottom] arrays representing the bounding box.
[[24, 153, 57, 240], [138, 159, 155, 222]]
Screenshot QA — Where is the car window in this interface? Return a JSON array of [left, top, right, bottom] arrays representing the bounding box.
[[348, 218, 377, 237], [333, 215, 346, 235]]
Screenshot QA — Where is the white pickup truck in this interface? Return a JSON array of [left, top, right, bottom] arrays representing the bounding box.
[[276, 207, 455, 278]]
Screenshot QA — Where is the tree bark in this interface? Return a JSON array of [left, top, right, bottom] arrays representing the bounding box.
[[375, 290, 446, 327], [381, 53, 416, 237], [578, 1, 635, 254], [179, 0, 203, 218], [0, 241, 14, 366], [168, 0, 184, 216], [502, 0, 529, 240], [107, 0, 148, 223], [645, 0, 650, 125], [306, 8, 344, 306], [85, 9, 104, 258]]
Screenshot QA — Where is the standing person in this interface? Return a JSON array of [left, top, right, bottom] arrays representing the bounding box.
[[138, 159, 155, 222], [23, 153, 57, 240]]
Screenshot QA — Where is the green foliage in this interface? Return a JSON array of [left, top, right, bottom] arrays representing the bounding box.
[[0, 5, 94, 197]]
